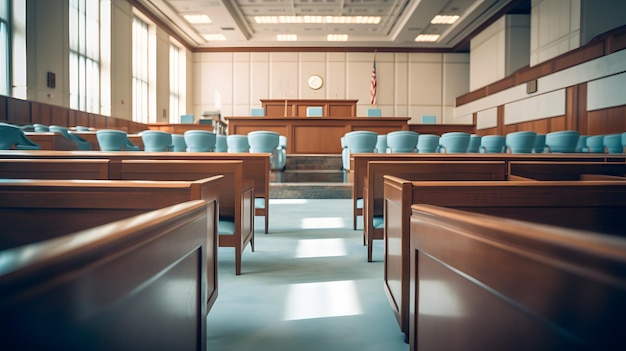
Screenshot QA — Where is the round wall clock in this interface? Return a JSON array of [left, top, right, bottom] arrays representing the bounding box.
[[307, 75, 323, 90]]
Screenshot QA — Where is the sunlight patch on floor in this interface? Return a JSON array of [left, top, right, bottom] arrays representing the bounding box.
[[283, 280, 362, 321], [301, 217, 345, 229], [295, 238, 347, 258]]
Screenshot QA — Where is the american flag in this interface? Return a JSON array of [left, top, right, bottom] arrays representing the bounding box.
[[370, 55, 377, 106]]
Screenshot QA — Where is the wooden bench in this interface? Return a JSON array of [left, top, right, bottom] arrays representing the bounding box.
[[24, 132, 80, 150], [1, 200, 210, 350], [508, 161, 626, 180], [364, 160, 507, 261], [0, 159, 110, 179], [350, 153, 624, 230], [408, 204, 626, 350], [0, 150, 272, 234], [0, 176, 221, 310], [384, 177, 626, 341], [109, 159, 255, 275]]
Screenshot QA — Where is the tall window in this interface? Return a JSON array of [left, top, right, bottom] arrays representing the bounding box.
[[132, 15, 149, 123], [69, 0, 100, 113], [169, 43, 180, 123], [0, 0, 10, 96]]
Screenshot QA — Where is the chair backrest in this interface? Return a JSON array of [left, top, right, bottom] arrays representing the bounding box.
[[96, 129, 128, 151], [544, 130, 580, 153], [214, 134, 228, 152], [170, 134, 187, 152], [141, 130, 172, 152], [250, 108, 265, 116], [386, 130, 419, 153], [416, 134, 440, 153], [226, 134, 250, 153], [466, 134, 481, 153], [534, 134, 546, 153], [306, 107, 323, 117], [586, 135, 605, 153], [248, 131, 280, 153], [505, 131, 537, 153], [33, 124, 49, 132], [438, 132, 470, 153], [75, 126, 90, 131], [375, 134, 387, 153], [367, 108, 382, 117], [479, 135, 506, 153], [344, 131, 378, 153], [603, 133, 624, 154], [183, 130, 216, 152], [575, 135, 589, 152], [0, 123, 41, 150]]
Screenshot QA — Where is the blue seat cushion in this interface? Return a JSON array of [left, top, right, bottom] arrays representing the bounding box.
[[255, 197, 266, 209], [219, 219, 235, 235], [373, 216, 384, 229]]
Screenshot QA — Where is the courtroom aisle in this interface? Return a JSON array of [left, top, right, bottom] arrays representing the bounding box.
[[206, 198, 408, 351]]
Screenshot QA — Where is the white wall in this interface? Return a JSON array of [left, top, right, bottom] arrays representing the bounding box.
[[530, 0, 581, 66], [192, 51, 469, 124]]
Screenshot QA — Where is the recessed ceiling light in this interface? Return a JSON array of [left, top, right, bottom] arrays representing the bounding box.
[[327, 34, 348, 41], [184, 14, 212, 24], [431, 15, 460, 24], [255, 16, 381, 24], [414, 34, 440, 42], [277, 34, 297, 41], [202, 34, 226, 41]]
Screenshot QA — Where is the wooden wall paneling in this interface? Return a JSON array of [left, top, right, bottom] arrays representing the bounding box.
[[553, 41, 605, 72], [7, 97, 31, 125], [607, 27, 626, 54], [496, 105, 505, 135], [68, 110, 76, 127], [477, 127, 498, 136], [576, 83, 588, 134], [529, 119, 550, 134], [51, 105, 69, 127], [548, 116, 566, 131], [30, 101, 52, 125], [75, 111, 89, 127], [586, 110, 608, 135], [514, 61, 553, 85], [0, 95, 8, 121], [90, 113, 107, 129], [607, 106, 626, 134]]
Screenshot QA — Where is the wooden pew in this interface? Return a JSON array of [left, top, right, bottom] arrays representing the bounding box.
[[0, 176, 221, 310], [508, 161, 626, 180], [0, 150, 272, 234], [364, 160, 507, 261], [1, 200, 210, 350], [109, 159, 255, 275], [25, 132, 79, 150], [0, 158, 255, 275], [408, 204, 626, 350], [349, 153, 624, 230], [384, 177, 626, 341], [0, 159, 110, 179]]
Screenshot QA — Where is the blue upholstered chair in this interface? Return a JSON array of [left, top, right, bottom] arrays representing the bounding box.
[[184, 130, 216, 152], [375, 134, 387, 153], [75, 126, 90, 131], [367, 108, 382, 117], [343, 131, 378, 170], [576, 135, 589, 153], [438, 132, 470, 153], [19, 125, 34, 132], [96, 129, 128, 151], [227, 134, 250, 153], [603, 133, 624, 154], [248, 131, 280, 153], [250, 108, 265, 116], [141, 130, 172, 152], [416, 134, 440, 153], [622, 132, 626, 152], [466, 134, 482, 153], [214, 134, 228, 152], [505, 131, 536, 153], [534, 134, 547, 153], [386, 130, 419, 153], [586, 135, 605, 153], [170, 134, 187, 152], [0, 122, 41, 150], [271, 135, 287, 170], [479, 135, 506, 153], [33, 123, 49, 132], [545, 130, 580, 153], [306, 107, 323, 117], [49, 125, 92, 150]]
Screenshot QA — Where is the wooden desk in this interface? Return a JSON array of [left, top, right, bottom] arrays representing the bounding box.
[[260, 99, 357, 117], [225, 116, 410, 154]]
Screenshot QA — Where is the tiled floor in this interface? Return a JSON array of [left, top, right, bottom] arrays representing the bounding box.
[[206, 198, 409, 351]]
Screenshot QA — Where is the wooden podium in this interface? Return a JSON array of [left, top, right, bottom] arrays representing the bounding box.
[[261, 99, 357, 118]]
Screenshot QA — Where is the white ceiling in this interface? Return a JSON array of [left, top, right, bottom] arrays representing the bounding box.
[[133, 0, 529, 50]]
